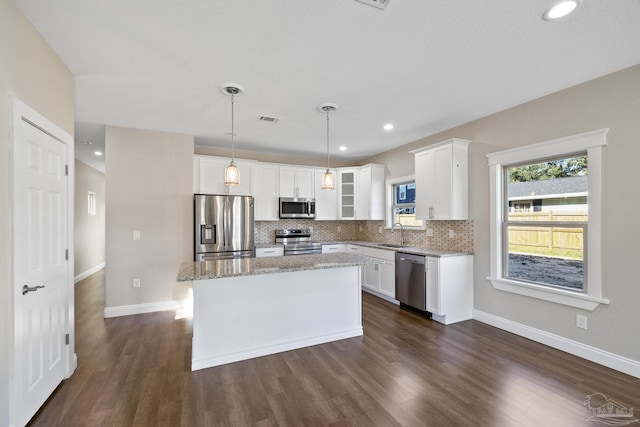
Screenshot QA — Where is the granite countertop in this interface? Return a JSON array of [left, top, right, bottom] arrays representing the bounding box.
[[342, 241, 473, 257], [177, 252, 383, 282], [255, 240, 472, 257]]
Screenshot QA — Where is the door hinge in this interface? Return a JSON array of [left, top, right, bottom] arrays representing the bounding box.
[[65, 164, 69, 176], [65, 334, 70, 345], [65, 249, 69, 260]]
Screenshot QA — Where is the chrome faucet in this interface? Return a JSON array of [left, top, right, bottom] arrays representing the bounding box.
[[392, 222, 405, 246]]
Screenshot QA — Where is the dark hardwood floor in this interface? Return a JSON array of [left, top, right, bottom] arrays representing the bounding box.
[[29, 269, 639, 426]]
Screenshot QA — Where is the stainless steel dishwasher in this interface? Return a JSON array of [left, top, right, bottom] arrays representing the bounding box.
[[395, 252, 427, 311]]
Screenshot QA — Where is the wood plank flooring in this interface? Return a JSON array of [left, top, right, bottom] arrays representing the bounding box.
[[29, 269, 640, 426]]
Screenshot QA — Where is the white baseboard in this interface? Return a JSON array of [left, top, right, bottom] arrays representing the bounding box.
[[74, 262, 105, 283], [362, 288, 400, 305], [473, 309, 640, 379], [103, 300, 181, 318]]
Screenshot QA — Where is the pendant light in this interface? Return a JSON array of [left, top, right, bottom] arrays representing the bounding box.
[[319, 103, 338, 190], [221, 84, 244, 186]]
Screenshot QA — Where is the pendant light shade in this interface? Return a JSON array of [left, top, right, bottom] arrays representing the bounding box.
[[319, 103, 338, 191], [221, 84, 244, 186]]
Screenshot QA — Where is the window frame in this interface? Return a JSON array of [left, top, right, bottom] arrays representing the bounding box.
[[486, 129, 609, 310], [385, 175, 425, 230]]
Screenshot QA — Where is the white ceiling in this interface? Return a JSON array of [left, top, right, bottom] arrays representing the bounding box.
[[14, 0, 640, 173]]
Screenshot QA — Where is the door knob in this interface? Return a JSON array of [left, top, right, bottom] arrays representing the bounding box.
[[22, 284, 45, 295]]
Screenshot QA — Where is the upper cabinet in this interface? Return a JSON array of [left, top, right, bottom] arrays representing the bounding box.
[[279, 166, 315, 199], [194, 155, 254, 196], [338, 165, 385, 220], [412, 139, 470, 220], [254, 163, 280, 221], [314, 168, 338, 221], [356, 164, 385, 220], [337, 168, 357, 220]]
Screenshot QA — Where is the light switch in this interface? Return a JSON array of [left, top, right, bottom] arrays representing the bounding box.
[[133, 230, 141, 240]]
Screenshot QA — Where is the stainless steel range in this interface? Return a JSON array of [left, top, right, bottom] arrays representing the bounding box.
[[275, 229, 322, 255]]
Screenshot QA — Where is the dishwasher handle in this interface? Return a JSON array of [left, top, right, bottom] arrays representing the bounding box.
[[395, 252, 425, 264]]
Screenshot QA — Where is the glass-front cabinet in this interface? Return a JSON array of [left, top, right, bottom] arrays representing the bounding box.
[[338, 169, 357, 219]]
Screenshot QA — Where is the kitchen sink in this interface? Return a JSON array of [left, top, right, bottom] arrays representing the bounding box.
[[376, 243, 406, 248]]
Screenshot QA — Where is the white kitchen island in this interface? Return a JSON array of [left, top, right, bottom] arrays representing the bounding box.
[[177, 253, 382, 371]]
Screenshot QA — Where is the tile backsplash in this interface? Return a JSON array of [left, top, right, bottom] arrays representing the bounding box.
[[255, 219, 473, 253]]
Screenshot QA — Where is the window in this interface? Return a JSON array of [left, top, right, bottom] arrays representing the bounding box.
[[504, 155, 587, 291], [386, 176, 424, 229], [486, 129, 609, 310], [88, 191, 96, 216]]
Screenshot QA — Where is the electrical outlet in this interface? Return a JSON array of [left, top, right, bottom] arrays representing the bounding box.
[[133, 230, 141, 240], [576, 314, 588, 329], [448, 230, 455, 239], [337, 225, 341, 232], [378, 226, 383, 233], [426, 228, 434, 237], [359, 225, 363, 232], [132, 278, 141, 288]]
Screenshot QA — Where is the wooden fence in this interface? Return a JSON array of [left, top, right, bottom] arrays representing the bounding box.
[[508, 211, 587, 257]]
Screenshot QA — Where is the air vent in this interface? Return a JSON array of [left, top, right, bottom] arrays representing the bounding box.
[[354, 0, 390, 10], [258, 115, 279, 123]]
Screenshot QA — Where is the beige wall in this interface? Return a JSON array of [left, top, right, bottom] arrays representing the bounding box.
[[74, 160, 106, 278], [362, 64, 640, 362], [105, 126, 193, 310], [0, 0, 75, 424]]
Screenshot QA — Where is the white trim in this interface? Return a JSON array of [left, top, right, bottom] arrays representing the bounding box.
[[486, 129, 608, 166], [362, 287, 400, 305], [103, 300, 181, 318], [473, 310, 640, 379], [487, 277, 608, 310], [486, 129, 608, 308], [385, 174, 425, 230], [74, 263, 105, 284]]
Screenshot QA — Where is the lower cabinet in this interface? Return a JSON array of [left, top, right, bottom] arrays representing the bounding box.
[[322, 244, 346, 254], [361, 247, 396, 300], [425, 255, 473, 325], [256, 246, 284, 258]]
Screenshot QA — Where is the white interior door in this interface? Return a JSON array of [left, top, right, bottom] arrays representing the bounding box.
[[13, 100, 70, 426]]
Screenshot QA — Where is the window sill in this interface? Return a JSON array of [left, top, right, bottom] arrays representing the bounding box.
[[487, 277, 609, 311]]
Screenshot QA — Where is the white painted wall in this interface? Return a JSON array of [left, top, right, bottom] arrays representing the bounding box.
[[74, 160, 106, 281], [0, 1, 75, 424]]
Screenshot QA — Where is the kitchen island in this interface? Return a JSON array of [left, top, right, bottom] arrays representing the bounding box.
[[177, 253, 382, 371]]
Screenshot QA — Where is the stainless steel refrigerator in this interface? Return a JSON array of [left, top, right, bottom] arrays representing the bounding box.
[[194, 194, 255, 261]]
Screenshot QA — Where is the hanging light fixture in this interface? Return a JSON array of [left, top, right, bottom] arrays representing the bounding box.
[[319, 103, 338, 190], [221, 84, 244, 186]]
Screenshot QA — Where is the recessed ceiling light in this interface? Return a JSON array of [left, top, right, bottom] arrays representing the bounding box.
[[94, 151, 103, 156], [383, 123, 394, 131], [543, 0, 580, 20], [339, 146, 347, 151]]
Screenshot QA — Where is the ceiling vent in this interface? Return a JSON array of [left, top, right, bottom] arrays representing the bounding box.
[[354, 0, 390, 10], [258, 115, 279, 123]]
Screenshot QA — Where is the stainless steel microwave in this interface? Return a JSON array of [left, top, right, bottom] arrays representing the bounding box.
[[279, 197, 316, 218]]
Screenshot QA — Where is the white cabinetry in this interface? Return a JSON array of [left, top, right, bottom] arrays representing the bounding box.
[[362, 247, 395, 300], [338, 169, 357, 220], [346, 244, 363, 254], [321, 244, 346, 254], [412, 139, 470, 220], [279, 166, 315, 199], [356, 164, 385, 220], [256, 246, 284, 257], [254, 164, 280, 221], [194, 155, 254, 196], [314, 168, 338, 220], [425, 255, 473, 325]]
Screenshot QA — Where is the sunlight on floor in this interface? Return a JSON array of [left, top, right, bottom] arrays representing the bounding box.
[[174, 287, 193, 320]]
